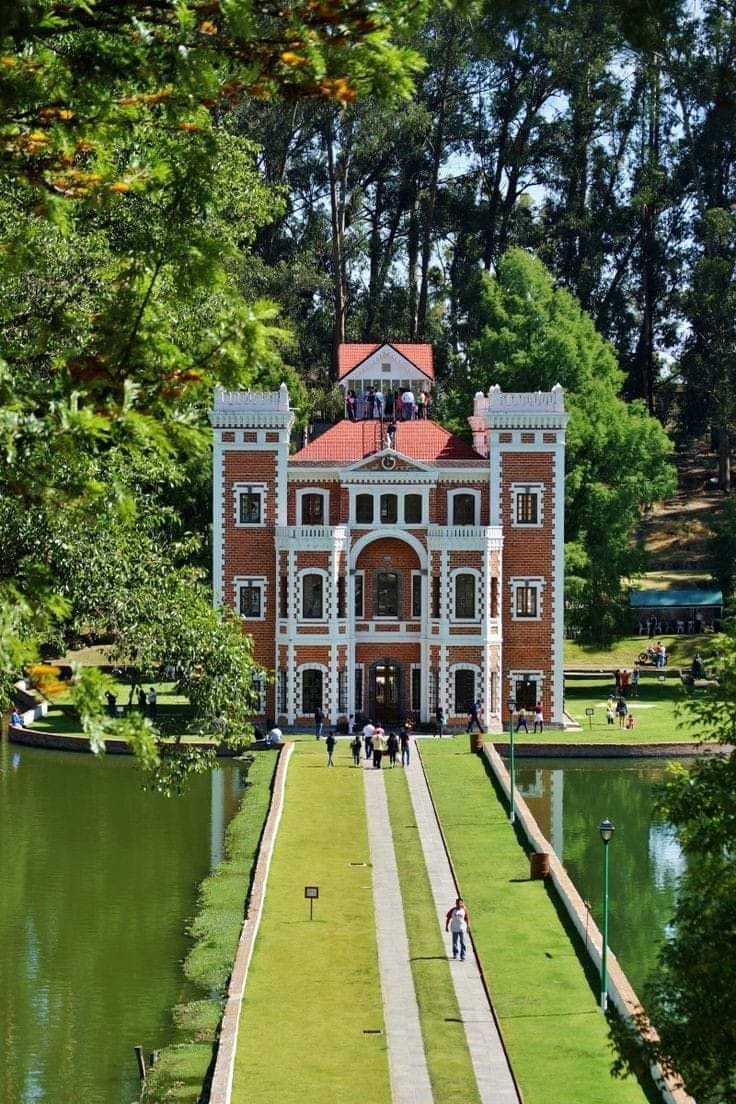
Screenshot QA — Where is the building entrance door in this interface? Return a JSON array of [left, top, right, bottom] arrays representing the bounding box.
[[515, 677, 537, 710], [370, 662, 402, 724]]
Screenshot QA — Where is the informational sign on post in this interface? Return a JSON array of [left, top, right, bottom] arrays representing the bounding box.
[[585, 707, 595, 729], [304, 885, 319, 920]]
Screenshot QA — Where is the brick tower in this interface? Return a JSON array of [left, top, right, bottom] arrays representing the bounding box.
[[210, 385, 294, 720], [469, 384, 568, 726]]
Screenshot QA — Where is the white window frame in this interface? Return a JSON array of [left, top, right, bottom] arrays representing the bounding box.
[[233, 482, 267, 528], [379, 491, 400, 525], [235, 576, 267, 621], [511, 482, 544, 528], [350, 488, 430, 527], [297, 663, 328, 715], [297, 487, 330, 527], [250, 671, 267, 714], [354, 491, 375, 526], [404, 492, 424, 525], [510, 576, 544, 621], [449, 663, 481, 713], [450, 567, 481, 623], [410, 664, 422, 712], [448, 487, 481, 527], [299, 568, 329, 622]]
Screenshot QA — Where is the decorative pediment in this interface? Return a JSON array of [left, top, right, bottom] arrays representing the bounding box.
[[342, 449, 437, 483], [338, 343, 433, 386]]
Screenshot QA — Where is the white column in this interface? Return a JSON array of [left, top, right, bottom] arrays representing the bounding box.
[[212, 436, 224, 607], [419, 568, 430, 723], [439, 549, 449, 715], [552, 441, 566, 724]]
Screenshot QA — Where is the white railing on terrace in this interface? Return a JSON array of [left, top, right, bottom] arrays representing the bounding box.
[[427, 526, 501, 540], [276, 525, 348, 541], [213, 383, 291, 412], [473, 383, 565, 416]]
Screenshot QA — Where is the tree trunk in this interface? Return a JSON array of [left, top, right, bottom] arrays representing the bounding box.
[[407, 186, 419, 338], [365, 179, 384, 339], [718, 425, 731, 492], [325, 115, 347, 378]]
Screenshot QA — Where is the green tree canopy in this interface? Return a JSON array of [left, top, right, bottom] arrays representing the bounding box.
[[445, 249, 676, 640]]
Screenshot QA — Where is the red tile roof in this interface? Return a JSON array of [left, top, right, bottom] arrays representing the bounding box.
[[337, 343, 434, 380], [290, 419, 482, 463]]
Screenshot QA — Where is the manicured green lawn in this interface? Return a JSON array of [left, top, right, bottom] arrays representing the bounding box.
[[564, 633, 710, 670], [421, 742, 655, 1104], [232, 741, 391, 1104], [500, 677, 703, 745], [383, 767, 480, 1104]]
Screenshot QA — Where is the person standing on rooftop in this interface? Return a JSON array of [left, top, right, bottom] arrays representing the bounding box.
[[401, 387, 415, 420]]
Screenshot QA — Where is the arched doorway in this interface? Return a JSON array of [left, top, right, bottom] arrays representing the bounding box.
[[369, 660, 403, 724]]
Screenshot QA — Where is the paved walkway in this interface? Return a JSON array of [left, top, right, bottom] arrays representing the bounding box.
[[363, 764, 434, 1104], [406, 747, 520, 1104]]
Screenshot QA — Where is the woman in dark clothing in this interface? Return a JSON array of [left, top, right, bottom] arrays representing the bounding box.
[[387, 731, 399, 767]]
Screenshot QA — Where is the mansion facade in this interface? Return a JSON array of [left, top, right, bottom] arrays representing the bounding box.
[[211, 343, 568, 731]]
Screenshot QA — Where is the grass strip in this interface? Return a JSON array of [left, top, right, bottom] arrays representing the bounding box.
[[141, 751, 278, 1104], [232, 742, 391, 1104], [421, 741, 654, 1104], [383, 766, 481, 1104]]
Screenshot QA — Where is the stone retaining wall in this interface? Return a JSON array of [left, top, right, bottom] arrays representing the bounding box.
[[492, 740, 729, 758], [208, 740, 294, 1104], [481, 741, 694, 1104], [8, 725, 242, 756]]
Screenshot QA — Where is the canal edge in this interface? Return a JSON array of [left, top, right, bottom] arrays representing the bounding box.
[[480, 741, 694, 1104], [208, 741, 295, 1104]]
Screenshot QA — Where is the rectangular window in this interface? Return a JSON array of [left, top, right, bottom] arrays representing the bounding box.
[[452, 492, 476, 526], [380, 494, 398, 524], [337, 576, 346, 619], [356, 494, 374, 524], [404, 494, 422, 524], [238, 488, 263, 525], [338, 670, 348, 713], [491, 577, 498, 618], [429, 669, 439, 712], [302, 669, 323, 714], [375, 571, 399, 617], [251, 674, 265, 714], [354, 573, 364, 618], [516, 585, 538, 618], [278, 671, 287, 714], [239, 580, 263, 619], [354, 666, 364, 713], [432, 577, 441, 618], [411, 573, 422, 618], [454, 574, 476, 619], [280, 576, 288, 619], [454, 669, 475, 713], [302, 574, 324, 620], [411, 667, 421, 712], [516, 491, 538, 525], [301, 493, 325, 525]]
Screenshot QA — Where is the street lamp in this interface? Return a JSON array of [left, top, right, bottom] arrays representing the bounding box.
[[599, 818, 615, 1012], [508, 697, 516, 824]]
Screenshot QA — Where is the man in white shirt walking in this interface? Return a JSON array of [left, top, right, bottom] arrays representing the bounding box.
[[362, 720, 375, 762], [445, 897, 470, 961]]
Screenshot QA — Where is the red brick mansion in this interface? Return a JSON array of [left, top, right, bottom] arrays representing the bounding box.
[[211, 343, 568, 730]]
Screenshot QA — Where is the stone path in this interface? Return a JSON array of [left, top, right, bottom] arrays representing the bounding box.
[[363, 764, 434, 1104], [405, 747, 520, 1104]]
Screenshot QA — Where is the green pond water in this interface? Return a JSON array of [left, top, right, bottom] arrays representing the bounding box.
[[518, 757, 684, 995], [0, 738, 244, 1104]]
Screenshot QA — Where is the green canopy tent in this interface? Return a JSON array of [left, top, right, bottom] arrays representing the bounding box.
[[630, 588, 723, 633]]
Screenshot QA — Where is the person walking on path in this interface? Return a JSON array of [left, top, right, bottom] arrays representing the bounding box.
[[147, 686, 157, 720], [372, 726, 385, 768], [387, 730, 399, 767], [616, 696, 628, 729], [631, 664, 640, 697], [466, 699, 483, 733], [445, 898, 470, 961], [435, 705, 445, 737], [533, 701, 544, 733], [350, 732, 362, 766], [399, 723, 411, 765], [363, 719, 375, 761], [515, 706, 528, 733], [325, 729, 336, 766], [315, 706, 324, 740], [137, 687, 147, 713]]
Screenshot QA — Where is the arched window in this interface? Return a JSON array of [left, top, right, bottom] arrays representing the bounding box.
[[454, 574, 476, 619], [301, 493, 325, 525], [452, 492, 476, 526], [302, 669, 323, 713], [380, 493, 398, 524], [375, 571, 399, 617], [454, 668, 476, 713], [302, 574, 324, 620], [404, 494, 422, 524], [356, 494, 374, 524]]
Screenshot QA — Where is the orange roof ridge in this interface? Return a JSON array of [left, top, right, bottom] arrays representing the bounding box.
[[337, 342, 434, 379], [290, 418, 481, 463]]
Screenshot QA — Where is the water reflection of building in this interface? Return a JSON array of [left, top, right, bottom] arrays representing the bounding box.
[[648, 823, 685, 890], [517, 766, 565, 859]]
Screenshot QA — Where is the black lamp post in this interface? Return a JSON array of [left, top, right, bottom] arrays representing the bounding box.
[[598, 818, 615, 1012]]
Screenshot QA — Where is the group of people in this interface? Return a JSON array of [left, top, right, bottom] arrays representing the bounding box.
[[639, 614, 716, 636], [345, 387, 432, 423], [606, 693, 635, 729], [511, 702, 545, 733], [349, 719, 413, 768], [613, 666, 640, 696], [110, 685, 158, 718]]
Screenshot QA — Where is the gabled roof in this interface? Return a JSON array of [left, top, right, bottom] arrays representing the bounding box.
[[290, 419, 482, 463], [337, 342, 434, 380]]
